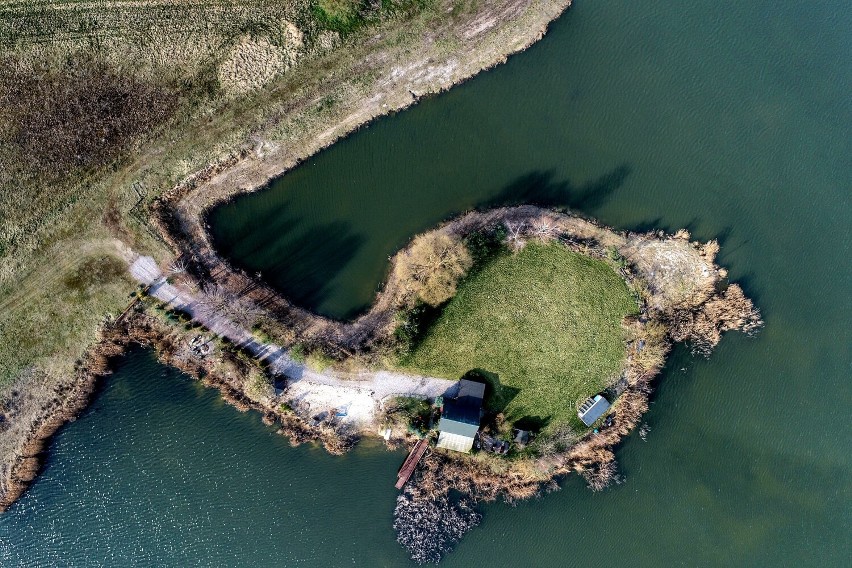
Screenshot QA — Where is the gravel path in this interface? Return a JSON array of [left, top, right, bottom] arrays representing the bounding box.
[[130, 256, 457, 426]]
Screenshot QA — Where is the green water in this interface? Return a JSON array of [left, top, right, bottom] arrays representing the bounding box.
[[4, 1, 851, 565]]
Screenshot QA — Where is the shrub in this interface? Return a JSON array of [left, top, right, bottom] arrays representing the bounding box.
[[245, 368, 273, 402], [385, 396, 432, 435], [394, 233, 472, 307], [464, 225, 507, 266], [290, 343, 307, 363], [306, 349, 334, 372], [607, 246, 627, 268], [393, 302, 439, 354]]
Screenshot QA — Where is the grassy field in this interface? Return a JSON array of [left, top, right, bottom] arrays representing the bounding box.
[[400, 243, 638, 433]]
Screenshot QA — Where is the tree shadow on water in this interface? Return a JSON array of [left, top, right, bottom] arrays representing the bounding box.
[[265, 221, 365, 314], [214, 204, 365, 316], [479, 163, 632, 213]]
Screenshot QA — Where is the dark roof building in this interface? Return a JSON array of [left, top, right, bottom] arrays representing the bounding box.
[[578, 394, 611, 427], [437, 379, 485, 453]]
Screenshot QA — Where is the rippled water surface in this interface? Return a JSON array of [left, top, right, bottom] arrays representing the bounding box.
[[4, 0, 851, 565]]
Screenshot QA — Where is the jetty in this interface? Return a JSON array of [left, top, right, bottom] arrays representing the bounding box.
[[395, 438, 429, 489]]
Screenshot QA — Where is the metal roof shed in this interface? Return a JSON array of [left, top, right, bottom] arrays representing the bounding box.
[[436, 379, 485, 453], [578, 395, 611, 427]]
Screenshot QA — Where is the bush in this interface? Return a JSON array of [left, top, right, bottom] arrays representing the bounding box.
[[290, 343, 307, 363], [607, 246, 627, 268], [464, 225, 507, 266], [385, 396, 432, 435], [306, 349, 334, 372], [245, 368, 273, 402], [394, 233, 472, 307], [393, 302, 439, 354]]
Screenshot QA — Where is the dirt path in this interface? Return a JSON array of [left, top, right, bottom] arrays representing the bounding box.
[[129, 256, 457, 427]]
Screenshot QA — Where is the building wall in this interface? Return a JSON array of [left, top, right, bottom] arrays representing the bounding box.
[[436, 431, 474, 453]]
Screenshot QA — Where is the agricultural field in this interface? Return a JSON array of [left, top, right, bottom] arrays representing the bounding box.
[[399, 242, 639, 433]]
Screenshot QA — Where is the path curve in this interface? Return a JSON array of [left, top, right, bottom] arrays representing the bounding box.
[[130, 256, 457, 426]]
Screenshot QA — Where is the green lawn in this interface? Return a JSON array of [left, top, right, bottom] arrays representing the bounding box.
[[400, 243, 638, 433]]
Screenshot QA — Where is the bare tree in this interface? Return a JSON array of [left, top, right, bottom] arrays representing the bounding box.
[[167, 258, 187, 276], [196, 282, 260, 328], [532, 217, 557, 242], [230, 297, 261, 329], [505, 221, 526, 251]]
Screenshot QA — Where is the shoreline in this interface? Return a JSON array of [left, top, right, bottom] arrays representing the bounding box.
[[0, 0, 578, 512], [0, 202, 762, 515]]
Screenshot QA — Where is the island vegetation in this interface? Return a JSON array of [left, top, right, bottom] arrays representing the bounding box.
[[399, 241, 638, 435]]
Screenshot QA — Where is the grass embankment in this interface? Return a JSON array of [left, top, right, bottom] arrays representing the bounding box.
[[400, 243, 638, 433]]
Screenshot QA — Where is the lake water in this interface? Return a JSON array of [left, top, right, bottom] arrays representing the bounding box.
[[3, 1, 850, 565]]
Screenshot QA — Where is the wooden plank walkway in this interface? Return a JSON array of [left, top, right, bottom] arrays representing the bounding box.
[[395, 438, 429, 490]]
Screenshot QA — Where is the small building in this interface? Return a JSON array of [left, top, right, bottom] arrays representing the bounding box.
[[578, 394, 611, 427], [513, 429, 530, 447], [436, 379, 485, 453]]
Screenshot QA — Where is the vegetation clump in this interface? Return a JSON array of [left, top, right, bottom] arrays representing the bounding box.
[[393, 233, 473, 308], [383, 396, 433, 437], [305, 349, 335, 372], [244, 367, 274, 403]]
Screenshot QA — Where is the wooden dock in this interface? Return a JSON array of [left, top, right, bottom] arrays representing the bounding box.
[[395, 438, 429, 490]]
